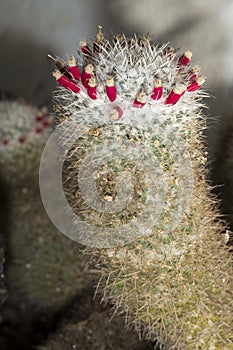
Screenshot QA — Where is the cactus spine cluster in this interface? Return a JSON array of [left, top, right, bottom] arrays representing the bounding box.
[[51, 27, 233, 349]]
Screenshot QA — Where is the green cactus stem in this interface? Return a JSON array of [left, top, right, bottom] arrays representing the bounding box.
[[49, 27, 233, 349]]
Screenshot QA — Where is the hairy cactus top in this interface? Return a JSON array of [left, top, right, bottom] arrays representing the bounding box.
[[47, 25, 208, 247], [44, 26, 233, 349], [52, 25, 206, 117]]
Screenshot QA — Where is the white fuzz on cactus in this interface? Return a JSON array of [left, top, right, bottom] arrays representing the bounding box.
[[47, 27, 233, 349], [0, 99, 52, 183]]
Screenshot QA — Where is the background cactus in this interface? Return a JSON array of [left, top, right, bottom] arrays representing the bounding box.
[[0, 98, 91, 306], [48, 27, 233, 349], [0, 99, 51, 183]]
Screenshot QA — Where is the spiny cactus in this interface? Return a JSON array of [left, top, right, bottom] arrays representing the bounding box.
[[0, 99, 91, 306], [48, 27, 233, 349]]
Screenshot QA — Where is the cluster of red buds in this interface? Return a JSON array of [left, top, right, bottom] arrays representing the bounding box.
[[51, 25, 206, 117]]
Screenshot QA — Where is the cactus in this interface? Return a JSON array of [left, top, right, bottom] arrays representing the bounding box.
[[0, 99, 91, 306], [0, 99, 52, 183], [48, 27, 233, 349]]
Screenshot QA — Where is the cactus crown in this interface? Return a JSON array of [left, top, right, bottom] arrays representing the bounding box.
[[49, 26, 207, 248], [52, 25, 206, 117]]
